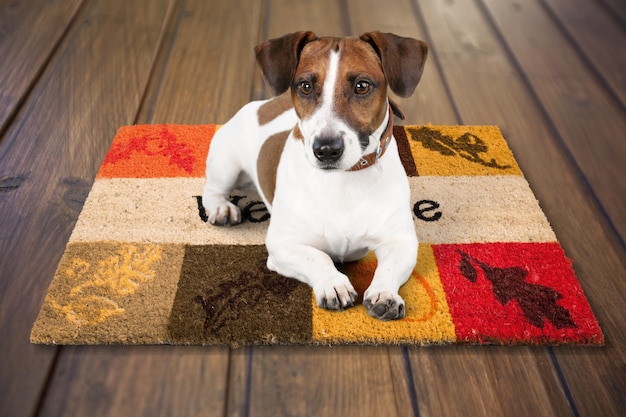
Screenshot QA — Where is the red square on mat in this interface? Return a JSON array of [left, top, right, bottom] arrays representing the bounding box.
[[432, 243, 603, 345]]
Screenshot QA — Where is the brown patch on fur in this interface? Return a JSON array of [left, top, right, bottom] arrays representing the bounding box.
[[293, 125, 304, 141], [257, 131, 289, 204], [257, 94, 293, 126]]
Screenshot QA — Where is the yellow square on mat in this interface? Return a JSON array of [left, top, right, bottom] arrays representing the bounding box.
[[312, 245, 456, 344], [406, 125, 522, 176]]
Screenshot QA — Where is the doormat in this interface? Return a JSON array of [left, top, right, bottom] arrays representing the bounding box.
[[30, 124, 604, 346]]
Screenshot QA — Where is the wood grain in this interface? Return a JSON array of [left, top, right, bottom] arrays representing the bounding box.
[[543, 0, 626, 108], [39, 346, 229, 417], [408, 347, 572, 417], [0, 1, 170, 416], [145, 0, 264, 124], [599, 0, 626, 26], [0, 0, 82, 132], [264, 0, 348, 38], [232, 347, 405, 417]]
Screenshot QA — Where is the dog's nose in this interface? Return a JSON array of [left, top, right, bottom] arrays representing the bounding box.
[[312, 137, 344, 163]]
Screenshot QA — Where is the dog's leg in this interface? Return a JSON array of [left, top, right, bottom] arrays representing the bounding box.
[[363, 236, 418, 321], [202, 174, 242, 226], [266, 243, 358, 310], [202, 123, 247, 226]]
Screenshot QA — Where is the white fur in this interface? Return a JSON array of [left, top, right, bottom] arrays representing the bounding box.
[[203, 48, 418, 320]]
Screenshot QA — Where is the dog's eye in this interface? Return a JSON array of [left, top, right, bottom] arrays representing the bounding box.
[[355, 80, 371, 95], [298, 81, 313, 95]]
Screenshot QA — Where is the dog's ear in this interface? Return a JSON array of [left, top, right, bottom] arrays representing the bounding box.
[[388, 98, 406, 120], [255, 31, 318, 96], [360, 32, 428, 98]]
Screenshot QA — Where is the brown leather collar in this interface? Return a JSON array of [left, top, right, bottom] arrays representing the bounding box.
[[347, 102, 398, 172]]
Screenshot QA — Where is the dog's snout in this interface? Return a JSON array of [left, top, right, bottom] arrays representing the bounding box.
[[312, 137, 344, 163]]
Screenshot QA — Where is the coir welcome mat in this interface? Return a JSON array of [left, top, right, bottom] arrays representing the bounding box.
[[31, 124, 603, 346]]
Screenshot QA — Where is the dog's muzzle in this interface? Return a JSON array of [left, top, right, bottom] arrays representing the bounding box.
[[312, 136, 344, 166]]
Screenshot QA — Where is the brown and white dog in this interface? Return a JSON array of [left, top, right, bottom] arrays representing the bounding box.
[[202, 31, 428, 320]]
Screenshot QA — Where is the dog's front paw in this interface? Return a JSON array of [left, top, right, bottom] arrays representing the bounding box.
[[313, 276, 358, 311], [363, 291, 405, 321], [204, 199, 242, 226]]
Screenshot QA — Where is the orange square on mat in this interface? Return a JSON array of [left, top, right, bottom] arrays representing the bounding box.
[[312, 244, 456, 344], [405, 125, 522, 177], [97, 124, 217, 178]]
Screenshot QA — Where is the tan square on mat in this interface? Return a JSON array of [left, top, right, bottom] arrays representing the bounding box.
[[31, 242, 185, 344]]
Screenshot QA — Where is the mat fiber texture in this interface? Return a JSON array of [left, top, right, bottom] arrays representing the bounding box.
[[31, 124, 603, 346]]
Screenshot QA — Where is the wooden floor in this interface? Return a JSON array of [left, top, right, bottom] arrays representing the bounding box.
[[1, 0, 624, 416]]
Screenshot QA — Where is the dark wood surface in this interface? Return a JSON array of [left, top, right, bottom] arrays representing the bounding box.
[[1, 0, 624, 416]]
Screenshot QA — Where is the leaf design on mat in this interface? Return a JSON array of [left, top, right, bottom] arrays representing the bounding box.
[[194, 261, 300, 334], [104, 125, 195, 173], [459, 252, 478, 283], [48, 245, 162, 326], [69, 245, 161, 296], [47, 295, 124, 326], [407, 126, 511, 170], [457, 250, 576, 329]]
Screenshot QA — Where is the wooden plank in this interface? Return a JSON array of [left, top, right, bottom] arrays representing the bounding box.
[[264, 0, 347, 39], [0, 1, 171, 417], [418, 1, 626, 416], [408, 347, 571, 417], [35, 0, 264, 416], [481, 0, 626, 244], [0, 0, 82, 132], [230, 347, 409, 417], [145, 0, 264, 124], [351, 1, 572, 416], [598, 0, 626, 26], [39, 346, 229, 417], [224, 348, 251, 417], [543, 0, 626, 108]]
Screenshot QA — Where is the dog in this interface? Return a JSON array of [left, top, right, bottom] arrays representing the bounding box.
[[202, 31, 428, 320]]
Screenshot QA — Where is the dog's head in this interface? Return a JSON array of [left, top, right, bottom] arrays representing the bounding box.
[[255, 31, 428, 170]]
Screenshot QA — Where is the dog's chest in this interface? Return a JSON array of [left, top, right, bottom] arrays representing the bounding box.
[[269, 139, 408, 259], [285, 191, 377, 261], [321, 232, 370, 263]]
